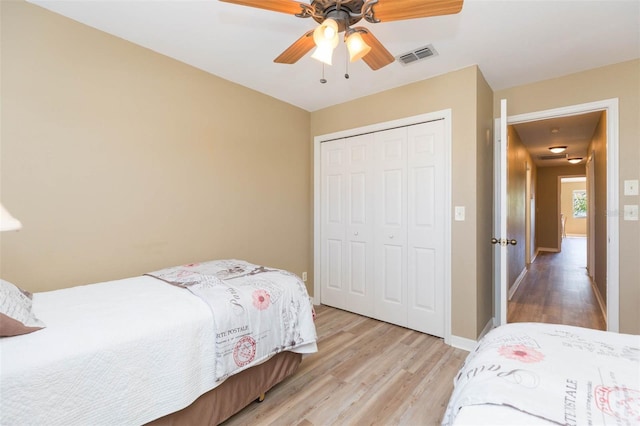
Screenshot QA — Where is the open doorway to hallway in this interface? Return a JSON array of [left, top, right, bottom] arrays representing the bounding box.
[[505, 110, 608, 330]]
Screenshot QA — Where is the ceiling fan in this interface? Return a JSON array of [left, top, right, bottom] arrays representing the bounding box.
[[219, 0, 463, 70]]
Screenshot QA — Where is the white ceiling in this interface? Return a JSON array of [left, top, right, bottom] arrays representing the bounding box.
[[29, 0, 639, 112]]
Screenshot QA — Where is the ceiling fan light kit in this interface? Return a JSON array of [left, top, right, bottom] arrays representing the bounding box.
[[345, 29, 371, 62], [220, 0, 463, 71], [311, 18, 339, 64]]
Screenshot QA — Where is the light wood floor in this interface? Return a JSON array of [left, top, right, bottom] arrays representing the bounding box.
[[222, 305, 468, 426], [508, 236, 606, 330]]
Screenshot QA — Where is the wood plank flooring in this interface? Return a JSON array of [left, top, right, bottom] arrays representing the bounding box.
[[222, 305, 468, 426], [508, 236, 606, 330]]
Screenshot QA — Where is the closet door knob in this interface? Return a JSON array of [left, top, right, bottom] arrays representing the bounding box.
[[354, 232, 359, 236], [389, 235, 394, 239]]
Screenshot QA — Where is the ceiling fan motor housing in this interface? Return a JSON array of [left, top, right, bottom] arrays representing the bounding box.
[[311, 0, 366, 29]]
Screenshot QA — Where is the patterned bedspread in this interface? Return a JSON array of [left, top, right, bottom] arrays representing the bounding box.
[[443, 322, 640, 425], [146, 259, 317, 381]]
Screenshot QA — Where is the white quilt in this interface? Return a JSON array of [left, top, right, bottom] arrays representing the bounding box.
[[443, 322, 640, 426], [0, 268, 316, 425]]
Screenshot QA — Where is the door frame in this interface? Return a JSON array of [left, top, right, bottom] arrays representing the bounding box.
[[313, 109, 453, 343], [496, 98, 619, 331]]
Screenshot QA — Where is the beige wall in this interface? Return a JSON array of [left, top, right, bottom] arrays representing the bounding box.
[[475, 70, 494, 337], [495, 59, 640, 334], [0, 1, 312, 292], [561, 181, 587, 236], [311, 66, 494, 340]]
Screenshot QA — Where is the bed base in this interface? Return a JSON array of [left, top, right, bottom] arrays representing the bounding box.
[[147, 351, 302, 426]]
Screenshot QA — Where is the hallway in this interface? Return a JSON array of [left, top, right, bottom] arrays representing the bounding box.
[[507, 237, 606, 330]]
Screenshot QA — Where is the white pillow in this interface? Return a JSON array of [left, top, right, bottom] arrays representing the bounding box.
[[0, 279, 46, 337]]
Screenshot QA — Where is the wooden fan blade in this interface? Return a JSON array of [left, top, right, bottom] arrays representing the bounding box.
[[357, 28, 394, 70], [219, 0, 306, 15], [274, 30, 316, 64], [371, 0, 463, 22]]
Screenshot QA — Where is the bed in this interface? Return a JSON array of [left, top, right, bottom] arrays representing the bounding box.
[[442, 322, 640, 425], [0, 259, 317, 425]]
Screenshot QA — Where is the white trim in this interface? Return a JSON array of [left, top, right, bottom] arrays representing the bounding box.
[[508, 267, 527, 300], [313, 110, 453, 343], [449, 335, 477, 352], [537, 247, 560, 253], [451, 316, 494, 352], [590, 279, 608, 327], [505, 98, 619, 332]]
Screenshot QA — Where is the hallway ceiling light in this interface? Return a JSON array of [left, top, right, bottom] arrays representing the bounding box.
[[568, 157, 583, 164], [549, 146, 567, 153]]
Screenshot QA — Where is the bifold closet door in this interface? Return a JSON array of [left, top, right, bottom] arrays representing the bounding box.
[[407, 121, 445, 337], [320, 119, 446, 338], [320, 136, 374, 317], [373, 127, 408, 327]]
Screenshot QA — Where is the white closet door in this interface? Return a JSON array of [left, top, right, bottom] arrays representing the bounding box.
[[407, 121, 445, 337], [320, 136, 375, 316], [320, 139, 347, 309], [344, 134, 375, 316], [373, 127, 408, 327]]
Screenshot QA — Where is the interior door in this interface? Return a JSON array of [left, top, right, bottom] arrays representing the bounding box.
[[493, 99, 509, 326]]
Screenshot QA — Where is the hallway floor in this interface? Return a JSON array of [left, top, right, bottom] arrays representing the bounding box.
[[507, 237, 606, 330]]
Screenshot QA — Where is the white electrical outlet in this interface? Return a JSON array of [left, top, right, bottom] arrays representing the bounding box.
[[302, 272, 307, 282], [454, 206, 465, 221]]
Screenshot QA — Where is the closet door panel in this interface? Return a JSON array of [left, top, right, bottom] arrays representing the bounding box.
[[373, 128, 407, 327], [320, 139, 347, 309], [344, 135, 375, 316], [407, 121, 445, 336]]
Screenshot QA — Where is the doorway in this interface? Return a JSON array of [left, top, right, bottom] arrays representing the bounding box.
[[495, 98, 619, 332]]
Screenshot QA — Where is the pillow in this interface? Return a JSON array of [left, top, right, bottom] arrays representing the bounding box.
[[0, 279, 46, 337]]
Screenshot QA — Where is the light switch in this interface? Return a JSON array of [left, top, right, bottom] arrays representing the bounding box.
[[624, 205, 639, 221], [454, 206, 465, 221], [624, 180, 639, 196]]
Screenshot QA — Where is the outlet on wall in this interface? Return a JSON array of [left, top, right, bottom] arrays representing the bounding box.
[[302, 272, 307, 282]]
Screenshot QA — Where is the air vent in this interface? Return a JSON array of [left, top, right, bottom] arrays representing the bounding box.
[[538, 154, 567, 161], [397, 44, 438, 66]]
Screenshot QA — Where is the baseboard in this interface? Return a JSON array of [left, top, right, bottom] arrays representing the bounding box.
[[508, 267, 528, 301], [530, 250, 538, 263], [450, 317, 495, 352], [590, 279, 608, 327], [449, 335, 477, 352], [537, 247, 560, 253], [566, 234, 587, 238]]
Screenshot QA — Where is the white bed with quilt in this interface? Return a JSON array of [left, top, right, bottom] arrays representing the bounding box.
[[0, 259, 317, 425], [443, 322, 640, 425]]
